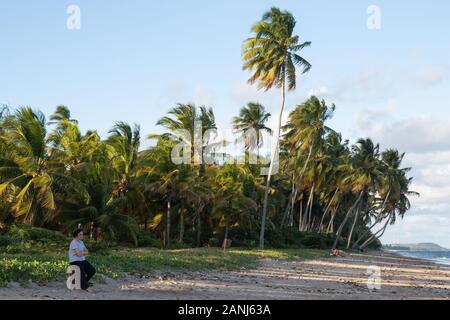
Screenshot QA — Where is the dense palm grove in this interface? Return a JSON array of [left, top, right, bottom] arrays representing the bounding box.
[[0, 8, 416, 251]]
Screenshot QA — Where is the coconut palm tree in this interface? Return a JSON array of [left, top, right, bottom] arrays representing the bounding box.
[[281, 97, 335, 230], [48, 119, 101, 177], [243, 7, 311, 248], [232, 102, 272, 159], [356, 149, 419, 249], [60, 163, 138, 243], [153, 103, 219, 167], [212, 164, 258, 250], [108, 122, 141, 194], [0, 108, 73, 226], [145, 167, 193, 246], [332, 138, 383, 250]]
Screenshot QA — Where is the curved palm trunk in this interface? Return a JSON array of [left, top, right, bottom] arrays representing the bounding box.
[[360, 217, 390, 249], [260, 80, 285, 249], [352, 189, 390, 249], [332, 190, 364, 250], [346, 202, 362, 249], [326, 206, 338, 234], [352, 215, 384, 249]]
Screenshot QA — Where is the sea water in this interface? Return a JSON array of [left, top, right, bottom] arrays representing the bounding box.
[[391, 250, 450, 266]]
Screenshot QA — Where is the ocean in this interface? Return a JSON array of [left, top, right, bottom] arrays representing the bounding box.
[[390, 250, 450, 266]]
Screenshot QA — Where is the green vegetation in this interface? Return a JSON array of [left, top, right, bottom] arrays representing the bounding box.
[[0, 7, 417, 266], [0, 226, 328, 287]]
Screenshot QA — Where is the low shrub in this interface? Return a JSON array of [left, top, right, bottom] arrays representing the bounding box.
[[136, 231, 163, 248]]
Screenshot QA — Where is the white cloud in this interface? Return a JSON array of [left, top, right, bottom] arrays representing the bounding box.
[[382, 213, 450, 248], [352, 100, 450, 248], [414, 65, 450, 88], [355, 112, 450, 153], [311, 70, 397, 104]]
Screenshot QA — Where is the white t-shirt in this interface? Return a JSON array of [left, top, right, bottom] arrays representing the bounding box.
[[68, 239, 86, 263]]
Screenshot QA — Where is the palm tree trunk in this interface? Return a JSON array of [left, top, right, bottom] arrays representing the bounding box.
[[319, 188, 339, 233], [360, 217, 390, 249], [326, 206, 338, 234], [346, 202, 362, 249], [260, 80, 285, 249], [352, 214, 384, 249], [332, 190, 364, 250], [179, 210, 184, 243], [196, 209, 202, 248], [351, 189, 391, 249], [281, 145, 314, 229], [222, 225, 229, 251], [307, 184, 315, 231], [256, 133, 260, 164], [298, 200, 303, 231], [281, 174, 295, 228], [166, 200, 171, 246], [303, 184, 314, 231]]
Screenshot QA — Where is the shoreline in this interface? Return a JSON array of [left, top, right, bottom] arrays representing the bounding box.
[[1, 250, 449, 300], [386, 249, 450, 267]]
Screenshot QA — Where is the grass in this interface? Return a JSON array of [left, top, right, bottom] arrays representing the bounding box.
[[0, 246, 329, 287]]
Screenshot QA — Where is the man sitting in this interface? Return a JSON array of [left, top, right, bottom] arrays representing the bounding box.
[[68, 228, 96, 292]]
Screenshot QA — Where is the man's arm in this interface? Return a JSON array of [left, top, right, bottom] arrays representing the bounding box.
[[82, 242, 89, 256]]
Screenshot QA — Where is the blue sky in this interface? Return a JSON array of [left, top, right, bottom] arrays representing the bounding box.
[[1, 1, 450, 247]]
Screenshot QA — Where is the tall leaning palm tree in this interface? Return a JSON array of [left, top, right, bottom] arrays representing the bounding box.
[[242, 7, 311, 248], [232, 102, 272, 159]]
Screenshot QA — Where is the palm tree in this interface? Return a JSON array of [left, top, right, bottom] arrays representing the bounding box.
[[318, 132, 349, 233], [48, 105, 77, 126], [145, 167, 193, 246], [60, 163, 138, 243], [107, 121, 141, 197], [281, 97, 335, 230], [332, 138, 383, 250], [212, 164, 258, 250], [232, 102, 272, 160], [356, 149, 418, 249], [155, 104, 217, 164], [48, 118, 101, 177], [243, 7, 311, 248], [0, 108, 72, 226]]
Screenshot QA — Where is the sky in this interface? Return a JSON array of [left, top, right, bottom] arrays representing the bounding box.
[[1, 1, 449, 247]]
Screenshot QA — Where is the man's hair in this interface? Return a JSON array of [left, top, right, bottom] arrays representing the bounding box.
[[73, 228, 83, 238]]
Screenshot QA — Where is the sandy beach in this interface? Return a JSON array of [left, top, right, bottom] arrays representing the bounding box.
[[0, 250, 449, 300]]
